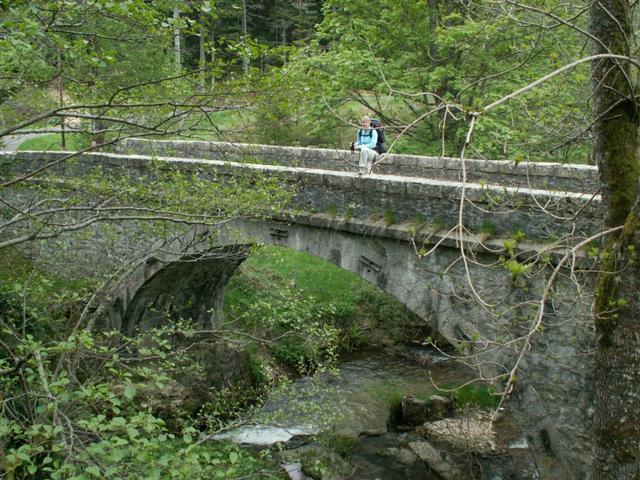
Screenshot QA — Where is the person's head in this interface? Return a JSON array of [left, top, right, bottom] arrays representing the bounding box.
[[360, 115, 371, 128]]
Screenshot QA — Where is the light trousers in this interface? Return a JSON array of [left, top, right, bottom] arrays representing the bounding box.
[[358, 147, 378, 174]]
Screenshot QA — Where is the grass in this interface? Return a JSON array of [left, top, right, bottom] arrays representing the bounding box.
[[225, 245, 363, 307], [443, 383, 501, 410], [383, 208, 395, 226], [175, 109, 259, 143], [18, 132, 91, 151]]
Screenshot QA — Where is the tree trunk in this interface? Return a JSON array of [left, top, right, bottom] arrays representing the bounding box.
[[282, 19, 286, 46], [57, 47, 66, 150], [173, 5, 181, 72], [427, 0, 438, 61], [590, 0, 640, 477], [210, 23, 216, 91], [199, 17, 206, 93], [593, 207, 640, 479], [590, 0, 639, 229], [242, 0, 249, 75]]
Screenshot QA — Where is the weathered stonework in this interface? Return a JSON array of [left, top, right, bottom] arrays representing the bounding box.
[[0, 150, 603, 240], [118, 138, 601, 193]]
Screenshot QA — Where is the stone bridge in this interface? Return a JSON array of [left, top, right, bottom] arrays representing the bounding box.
[[1, 141, 602, 478]]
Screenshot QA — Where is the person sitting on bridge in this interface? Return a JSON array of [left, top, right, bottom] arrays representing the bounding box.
[[351, 115, 378, 175]]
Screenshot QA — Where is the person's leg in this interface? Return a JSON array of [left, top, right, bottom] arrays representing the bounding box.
[[365, 149, 378, 174], [358, 148, 368, 174]]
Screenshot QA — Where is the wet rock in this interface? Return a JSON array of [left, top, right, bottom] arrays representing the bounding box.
[[191, 340, 255, 389], [408, 441, 460, 480], [213, 425, 317, 446], [428, 394, 452, 419], [400, 394, 453, 426], [279, 444, 353, 480], [137, 380, 195, 430], [282, 463, 313, 480], [401, 395, 429, 426], [384, 447, 418, 465]]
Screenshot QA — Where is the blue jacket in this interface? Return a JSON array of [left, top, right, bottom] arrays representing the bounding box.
[[355, 128, 378, 150]]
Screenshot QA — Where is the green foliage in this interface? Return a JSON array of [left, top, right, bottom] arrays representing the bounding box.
[[247, 292, 340, 373], [224, 246, 424, 365], [326, 202, 338, 217], [480, 220, 497, 237], [339, 324, 367, 352], [503, 259, 533, 278], [317, 433, 359, 458], [413, 213, 427, 228], [445, 384, 500, 410], [195, 381, 264, 432], [272, 0, 593, 160], [0, 248, 94, 337], [383, 208, 395, 226], [0, 272, 281, 479]]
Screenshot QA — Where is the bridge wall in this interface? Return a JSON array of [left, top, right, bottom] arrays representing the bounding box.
[[118, 138, 600, 193], [1, 150, 603, 241]]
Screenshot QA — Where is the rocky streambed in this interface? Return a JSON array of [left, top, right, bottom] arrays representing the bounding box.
[[213, 347, 541, 479]]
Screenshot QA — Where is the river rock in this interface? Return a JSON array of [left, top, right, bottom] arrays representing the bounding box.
[[384, 447, 418, 465], [428, 394, 452, 419], [401, 395, 430, 426], [278, 444, 353, 480], [417, 411, 498, 453], [136, 380, 194, 430], [400, 394, 453, 427], [408, 441, 460, 480], [281, 463, 313, 480]]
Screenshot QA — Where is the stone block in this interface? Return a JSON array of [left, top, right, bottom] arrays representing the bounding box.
[[401, 395, 430, 426], [408, 441, 459, 480]]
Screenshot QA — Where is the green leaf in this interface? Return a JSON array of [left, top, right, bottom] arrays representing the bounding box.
[[86, 466, 101, 477], [123, 386, 136, 400]]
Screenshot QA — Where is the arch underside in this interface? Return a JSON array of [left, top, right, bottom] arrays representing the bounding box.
[[115, 218, 460, 335], [115, 217, 583, 347]]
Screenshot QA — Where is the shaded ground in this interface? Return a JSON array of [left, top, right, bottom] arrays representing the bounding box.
[[1, 133, 42, 151]]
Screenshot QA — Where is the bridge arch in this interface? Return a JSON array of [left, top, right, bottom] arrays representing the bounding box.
[[108, 217, 479, 340]]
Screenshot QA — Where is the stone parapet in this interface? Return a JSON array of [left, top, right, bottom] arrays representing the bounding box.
[[0, 150, 603, 240], [2, 150, 604, 240], [117, 138, 600, 193]]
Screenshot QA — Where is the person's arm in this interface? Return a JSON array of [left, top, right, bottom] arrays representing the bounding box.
[[354, 129, 360, 145]]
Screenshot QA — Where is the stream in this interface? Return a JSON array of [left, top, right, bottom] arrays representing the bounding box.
[[214, 347, 540, 479]]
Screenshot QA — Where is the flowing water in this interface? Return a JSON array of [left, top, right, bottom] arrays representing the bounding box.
[[216, 347, 467, 442], [214, 346, 538, 479]]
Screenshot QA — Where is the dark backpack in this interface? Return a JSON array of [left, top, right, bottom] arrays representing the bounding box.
[[370, 119, 386, 153]]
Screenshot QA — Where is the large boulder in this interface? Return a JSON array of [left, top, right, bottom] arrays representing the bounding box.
[[400, 394, 453, 426]]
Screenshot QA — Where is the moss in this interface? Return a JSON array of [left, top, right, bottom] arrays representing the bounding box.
[[594, 208, 640, 346], [383, 208, 395, 226], [599, 112, 640, 227]]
